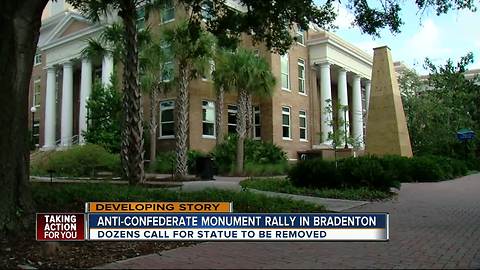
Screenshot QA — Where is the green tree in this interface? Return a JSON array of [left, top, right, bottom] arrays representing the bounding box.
[[139, 39, 174, 163], [163, 21, 216, 178], [323, 100, 361, 166], [69, 0, 147, 184], [214, 49, 275, 174], [1, 0, 476, 237], [83, 79, 123, 153], [212, 49, 234, 145], [400, 53, 480, 158]]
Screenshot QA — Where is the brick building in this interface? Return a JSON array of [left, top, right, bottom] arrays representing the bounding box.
[[29, 0, 373, 160]]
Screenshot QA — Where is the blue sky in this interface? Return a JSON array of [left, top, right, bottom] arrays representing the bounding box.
[[319, 1, 480, 74]]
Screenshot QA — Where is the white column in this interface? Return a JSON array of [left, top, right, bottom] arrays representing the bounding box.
[[320, 62, 333, 145], [365, 80, 371, 113], [102, 53, 114, 87], [337, 68, 349, 144], [79, 58, 92, 144], [60, 61, 73, 147], [352, 74, 364, 148], [43, 66, 57, 150]]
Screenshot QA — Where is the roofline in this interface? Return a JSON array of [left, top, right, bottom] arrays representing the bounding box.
[[307, 31, 373, 67]]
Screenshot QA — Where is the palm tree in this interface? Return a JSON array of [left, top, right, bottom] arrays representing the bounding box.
[[163, 21, 215, 179], [212, 50, 233, 145], [70, 0, 147, 184], [215, 49, 275, 175], [139, 40, 173, 164], [82, 23, 123, 70]]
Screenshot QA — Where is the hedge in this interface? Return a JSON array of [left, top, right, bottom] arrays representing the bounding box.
[[212, 135, 288, 175], [30, 144, 120, 177], [288, 155, 472, 192]]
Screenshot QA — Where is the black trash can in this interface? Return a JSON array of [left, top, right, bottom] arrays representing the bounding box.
[[196, 156, 215, 180]]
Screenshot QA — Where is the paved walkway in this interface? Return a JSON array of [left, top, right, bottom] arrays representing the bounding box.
[[97, 173, 480, 269], [32, 175, 366, 212], [172, 176, 368, 212]]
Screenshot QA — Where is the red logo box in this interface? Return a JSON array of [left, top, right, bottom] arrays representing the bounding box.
[[36, 213, 85, 241]]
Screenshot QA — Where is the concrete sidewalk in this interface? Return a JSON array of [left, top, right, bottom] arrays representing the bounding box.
[[31, 175, 369, 211], [171, 176, 369, 212], [247, 189, 368, 212]]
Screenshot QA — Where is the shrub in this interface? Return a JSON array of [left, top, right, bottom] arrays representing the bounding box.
[[408, 156, 445, 181], [213, 135, 287, 175], [338, 156, 400, 191], [31, 144, 120, 177], [379, 155, 413, 183], [465, 158, 480, 171], [245, 139, 287, 164], [188, 150, 206, 174], [149, 151, 176, 174], [212, 135, 237, 174], [408, 155, 468, 181], [83, 80, 122, 153], [32, 183, 326, 213], [149, 150, 206, 174], [288, 158, 338, 188], [240, 178, 393, 201], [244, 161, 289, 176], [288, 154, 470, 191], [448, 158, 469, 176]]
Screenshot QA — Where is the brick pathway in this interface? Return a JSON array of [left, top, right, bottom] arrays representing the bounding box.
[[97, 173, 480, 269]]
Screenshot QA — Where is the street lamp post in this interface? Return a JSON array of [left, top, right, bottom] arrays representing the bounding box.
[[30, 106, 37, 149]]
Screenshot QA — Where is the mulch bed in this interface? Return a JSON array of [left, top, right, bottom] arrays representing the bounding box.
[[1, 231, 196, 269]]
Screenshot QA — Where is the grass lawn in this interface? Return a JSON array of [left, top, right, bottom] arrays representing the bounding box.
[[0, 182, 328, 269], [240, 178, 395, 201], [31, 182, 327, 213]]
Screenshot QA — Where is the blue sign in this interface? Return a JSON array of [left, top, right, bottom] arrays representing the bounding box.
[[88, 213, 388, 229], [456, 128, 475, 142]]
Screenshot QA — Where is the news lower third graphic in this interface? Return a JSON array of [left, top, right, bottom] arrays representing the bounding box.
[[36, 202, 389, 241]]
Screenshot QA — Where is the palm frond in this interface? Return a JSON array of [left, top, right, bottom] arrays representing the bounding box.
[[212, 47, 275, 99], [81, 38, 107, 62], [68, 0, 118, 22]]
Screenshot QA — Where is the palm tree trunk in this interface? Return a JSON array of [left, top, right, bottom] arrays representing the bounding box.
[[0, 0, 47, 237], [236, 89, 248, 175], [245, 93, 253, 138], [175, 67, 190, 178], [149, 88, 158, 164], [119, 1, 145, 184], [215, 86, 225, 145]]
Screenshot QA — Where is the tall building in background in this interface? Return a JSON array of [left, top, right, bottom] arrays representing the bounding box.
[[28, 0, 373, 160]]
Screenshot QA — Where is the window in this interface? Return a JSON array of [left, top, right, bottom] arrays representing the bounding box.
[[136, 6, 146, 30], [33, 79, 41, 108], [299, 110, 307, 141], [280, 53, 290, 90], [295, 26, 305, 45], [227, 105, 237, 134], [282, 106, 291, 139], [202, 59, 215, 81], [202, 100, 215, 137], [159, 100, 175, 138], [160, 0, 175, 24], [161, 43, 174, 82], [162, 61, 174, 82], [298, 59, 305, 94], [34, 53, 42, 66], [253, 106, 261, 139]]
